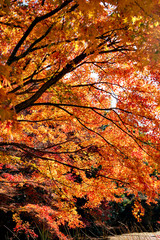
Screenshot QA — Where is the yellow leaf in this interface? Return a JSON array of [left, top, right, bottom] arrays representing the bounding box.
[[0, 108, 14, 121], [0, 64, 12, 82]]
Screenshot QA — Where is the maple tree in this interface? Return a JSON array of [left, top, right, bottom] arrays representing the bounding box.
[[0, 0, 160, 238]]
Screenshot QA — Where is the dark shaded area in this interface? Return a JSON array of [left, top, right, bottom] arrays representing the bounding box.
[[107, 197, 160, 234], [0, 210, 15, 239], [63, 195, 160, 239], [0, 163, 160, 239], [0, 194, 160, 239]]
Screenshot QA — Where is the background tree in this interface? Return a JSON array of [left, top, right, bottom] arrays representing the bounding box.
[[0, 0, 159, 238]]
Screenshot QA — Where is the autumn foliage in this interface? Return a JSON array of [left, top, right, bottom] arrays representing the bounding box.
[[0, 0, 160, 238]]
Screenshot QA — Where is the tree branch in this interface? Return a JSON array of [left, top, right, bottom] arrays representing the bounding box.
[[7, 0, 73, 65], [15, 51, 87, 113], [0, 142, 128, 184]]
